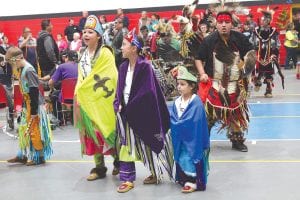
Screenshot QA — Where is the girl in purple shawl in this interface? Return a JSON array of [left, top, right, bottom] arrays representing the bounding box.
[[114, 29, 173, 193], [170, 66, 210, 193]]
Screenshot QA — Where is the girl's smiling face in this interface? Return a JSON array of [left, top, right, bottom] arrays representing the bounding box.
[[82, 29, 100, 46]]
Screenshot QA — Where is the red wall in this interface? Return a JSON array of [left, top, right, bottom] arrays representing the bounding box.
[[0, 3, 292, 65], [0, 10, 183, 45]]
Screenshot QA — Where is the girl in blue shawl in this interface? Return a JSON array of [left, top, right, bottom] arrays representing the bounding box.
[[170, 66, 210, 193]]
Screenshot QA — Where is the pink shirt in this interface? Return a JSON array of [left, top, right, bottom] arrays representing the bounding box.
[[57, 40, 68, 52]]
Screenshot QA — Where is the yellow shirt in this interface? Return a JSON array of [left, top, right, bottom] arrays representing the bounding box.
[[284, 30, 298, 48]]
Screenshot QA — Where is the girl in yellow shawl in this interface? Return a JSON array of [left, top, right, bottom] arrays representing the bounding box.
[[74, 15, 119, 180]]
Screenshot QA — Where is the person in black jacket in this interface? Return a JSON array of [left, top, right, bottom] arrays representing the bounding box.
[[36, 19, 59, 77], [64, 18, 81, 43], [111, 18, 128, 69], [0, 46, 14, 129]]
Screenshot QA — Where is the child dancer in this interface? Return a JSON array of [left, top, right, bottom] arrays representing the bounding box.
[[114, 29, 173, 193], [170, 66, 210, 193], [74, 15, 119, 180], [6, 46, 52, 165]]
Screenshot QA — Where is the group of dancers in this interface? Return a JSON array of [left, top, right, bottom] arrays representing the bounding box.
[[4, 0, 285, 194]]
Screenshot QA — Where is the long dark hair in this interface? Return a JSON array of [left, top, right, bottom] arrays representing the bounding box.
[[184, 79, 198, 94], [79, 32, 103, 61], [94, 33, 103, 59]]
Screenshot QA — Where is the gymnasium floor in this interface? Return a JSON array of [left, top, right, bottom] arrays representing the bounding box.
[[0, 69, 299, 200]]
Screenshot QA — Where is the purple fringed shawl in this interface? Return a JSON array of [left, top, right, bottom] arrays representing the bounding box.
[[114, 56, 170, 154]]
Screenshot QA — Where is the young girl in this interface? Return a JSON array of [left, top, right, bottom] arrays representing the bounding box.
[[6, 46, 52, 165], [114, 29, 173, 193], [74, 15, 119, 181], [170, 66, 210, 193]]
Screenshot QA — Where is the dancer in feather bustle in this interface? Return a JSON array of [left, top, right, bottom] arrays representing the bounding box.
[[6, 46, 53, 165], [195, 6, 256, 152]]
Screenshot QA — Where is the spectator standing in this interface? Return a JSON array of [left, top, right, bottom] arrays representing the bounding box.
[[1, 36, 11, 50], [115, 8, 129, 28], [37, 19, 59, 76], [79, 11, 89, 31], [138, 11, 151, 31], [112, 18, 128, 69], [0, 46, 14, 129], [18, 27, 38, 72], [293, 11, 300, 38], [284, 22, 299, 69], [99, 15, 113, 46], [149, 13, 160, 33], [64, 18, 80, 43], [139, 25, 150, 47]]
